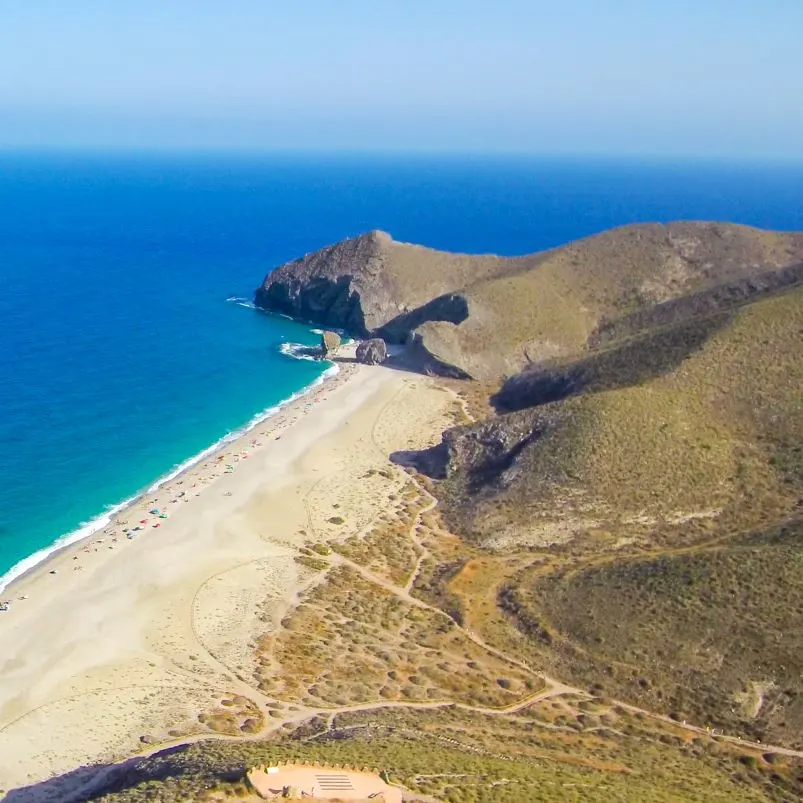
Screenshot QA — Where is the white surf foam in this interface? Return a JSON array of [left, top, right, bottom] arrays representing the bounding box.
[[278, 342, 320, 362], [0, 362, 339, 595], [0, 493, 140, 596], [226, 296, 257, 310]]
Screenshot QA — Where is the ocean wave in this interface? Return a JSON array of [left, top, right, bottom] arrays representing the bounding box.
[[278, 342, 320, 362], [0, 363, 339, 596], [226, 296, 257, 310]]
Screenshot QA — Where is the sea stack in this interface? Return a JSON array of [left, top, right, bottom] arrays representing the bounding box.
[[320, 330, 341, 358]]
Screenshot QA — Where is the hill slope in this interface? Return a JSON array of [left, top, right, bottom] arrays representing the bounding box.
[[509, 517, 803, 749], [423, 279, 802, 547], [256, 223, 803, 379], [405, 275, 803, 747]]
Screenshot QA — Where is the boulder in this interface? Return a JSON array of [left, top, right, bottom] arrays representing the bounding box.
[[320, 330, 341, 358], [355, 338, 388, 365]]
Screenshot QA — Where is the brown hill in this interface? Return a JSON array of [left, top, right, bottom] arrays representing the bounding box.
[[405, 274, 803, 747], [256, 223, 803, 379], [422, 278, 803, 548]]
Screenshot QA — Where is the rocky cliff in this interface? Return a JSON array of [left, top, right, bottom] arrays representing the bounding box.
[[255, 229, 502, 340], [256, 224, 803, 379]]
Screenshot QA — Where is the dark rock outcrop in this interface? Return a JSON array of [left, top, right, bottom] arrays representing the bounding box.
[[376, 292, 470, 343], [355, 338, 387, 365]]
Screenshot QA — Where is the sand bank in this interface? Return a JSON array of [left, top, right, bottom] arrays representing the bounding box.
[[0, 355, 457, 799]]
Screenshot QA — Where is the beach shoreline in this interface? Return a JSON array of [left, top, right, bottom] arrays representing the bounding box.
[[0, 359, 342, 600], [0, 342, 461, 795]]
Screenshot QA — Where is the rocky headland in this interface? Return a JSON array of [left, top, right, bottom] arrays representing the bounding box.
[[255, 223, 803, 381]]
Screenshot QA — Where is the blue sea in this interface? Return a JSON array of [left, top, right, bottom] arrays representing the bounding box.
[[1, 152, 803, 590]]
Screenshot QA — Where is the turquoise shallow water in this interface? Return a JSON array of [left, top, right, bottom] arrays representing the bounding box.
[[1, 153, 802, 590]]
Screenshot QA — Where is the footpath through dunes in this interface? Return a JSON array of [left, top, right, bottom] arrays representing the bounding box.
[[255, 223, 803, 380]]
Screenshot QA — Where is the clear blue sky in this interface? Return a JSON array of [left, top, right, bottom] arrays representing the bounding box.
[[1, 1, 800, 158]]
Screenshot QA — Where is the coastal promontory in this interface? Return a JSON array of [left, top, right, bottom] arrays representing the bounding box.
[[256, 224, 803, 380]]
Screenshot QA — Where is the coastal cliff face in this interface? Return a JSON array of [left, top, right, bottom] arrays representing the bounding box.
[[255, 231, 384, 334], [256, 224, 803, 380], [255, 229, 502, 339]]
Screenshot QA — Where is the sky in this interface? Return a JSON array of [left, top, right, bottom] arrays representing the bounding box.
[[0, 1, 801, 158]]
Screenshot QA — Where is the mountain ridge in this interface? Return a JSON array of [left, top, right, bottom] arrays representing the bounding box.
[[255, 223, 803, 380]]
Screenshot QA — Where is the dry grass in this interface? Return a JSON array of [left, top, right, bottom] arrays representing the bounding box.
[[197, 696, 265, 737], [329, 480, 425, 585], [253, 565, 535, 708], [508, 517, 803, 748]]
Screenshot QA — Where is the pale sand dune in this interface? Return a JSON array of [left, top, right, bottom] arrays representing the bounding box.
[[192, 555, 300, 680], [0, 358, 455, 796]]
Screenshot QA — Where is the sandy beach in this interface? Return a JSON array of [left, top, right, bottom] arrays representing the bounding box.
[[0, 352, 458, 799]]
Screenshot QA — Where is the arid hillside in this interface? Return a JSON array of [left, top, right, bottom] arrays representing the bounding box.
[[407, 273, 803, 748], [256, 223, 803, 379], [428, 275, 802, 546]]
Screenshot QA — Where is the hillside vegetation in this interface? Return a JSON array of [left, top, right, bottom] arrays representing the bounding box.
[[508, 518, 803, 749], [409, 273, 803, 753], [89, 719, 801, 803], [432, 281, 803, 549]]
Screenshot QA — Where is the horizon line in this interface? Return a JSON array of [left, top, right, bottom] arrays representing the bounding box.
[[1, 146, 802, 166]]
